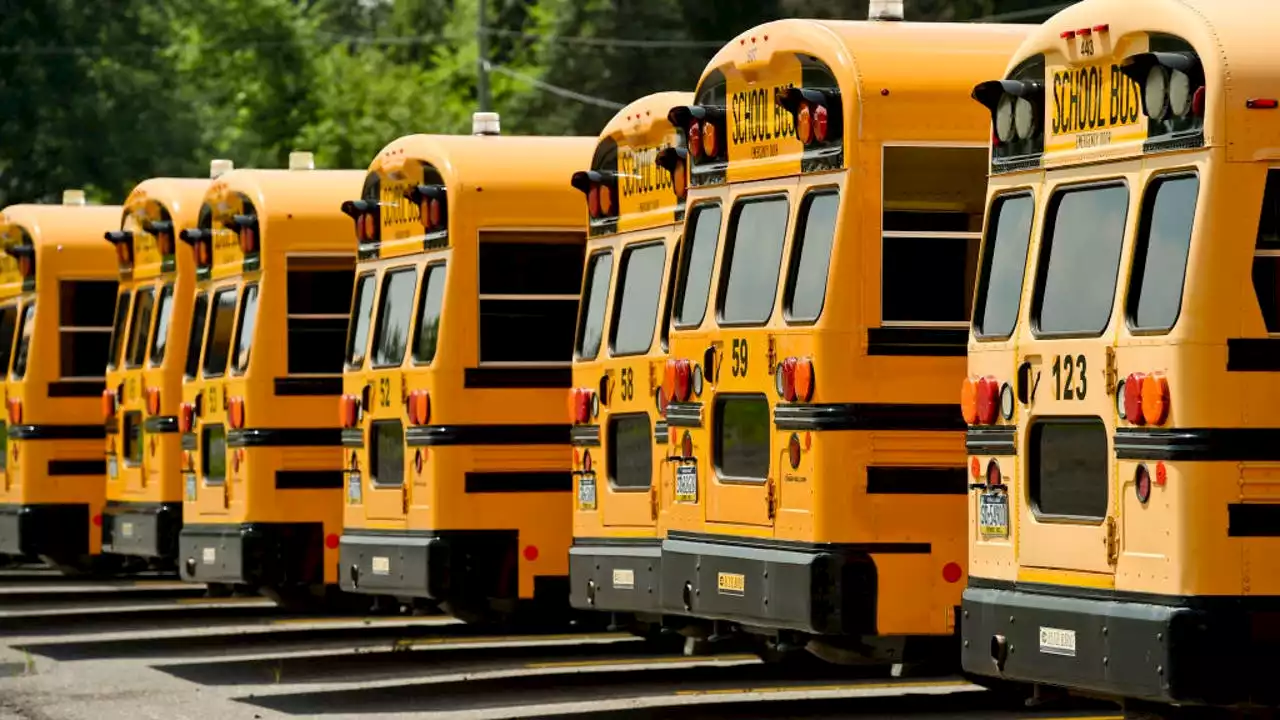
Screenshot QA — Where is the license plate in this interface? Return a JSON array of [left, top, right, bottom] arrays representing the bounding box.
[[107, 455, 118, 479], [675, 464, 697, 503], [372, 556, 390, 575], [347, 470, 362, 504], [1039, 626, 1077, 657], [184, 473, 197, 501], [578, 473, 597, 510], [979, 492, 1009, 538]]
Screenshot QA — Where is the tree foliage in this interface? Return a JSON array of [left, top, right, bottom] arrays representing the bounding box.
[[0, 0, 1066, 206]]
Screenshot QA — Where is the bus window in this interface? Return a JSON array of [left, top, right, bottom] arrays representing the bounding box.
[[478, 233, 584, 364], [125, 287, 155, 369], [674, 205, 722, 329], [1033, 183, 1130, 337], [286, 264, 354, 374], [1126, 174, 1200, 333], [714, 394, 770, 481], [611, 242, 666, 355], [12, 303, 33, 380], [608, 414, 652, 489], [973, 193, 1035, 339], [123, 411, 142, 467], [184, 292, 209, 379], [0, 304, 19, 374], [346, 273, 375, 368], [720, 196, 789, 326], [1251, 171, 1280, 333], [882, 147, 986, 325], [660, 237, 680, 352], [783, 191, 840, 323], [370, 419, 404, 487], [231, 284, 259, 374], [370, 268, 416, 368], [412, 263, 447, 364], [1029, 418, 1109, 520], [149, 284, 175, 365], [202, 287, 238, 378], [575, 251, 612, 360], [108, 290, 132, 370], [203, 424, 226, 485], [60, 280, 116, 378]]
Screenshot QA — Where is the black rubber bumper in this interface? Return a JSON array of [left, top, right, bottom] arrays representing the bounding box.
[[659, 531, 879, 635], [0, 503, 88, 559], [569, 537, 661, 613], [339, 529, 517, 602], [101, 501, 181, 561], [961, 582, 1280, 707], [178, 522, 324, 587]]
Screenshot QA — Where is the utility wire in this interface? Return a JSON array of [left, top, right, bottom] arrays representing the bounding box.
[[485, 61, 624, 110], [972, 2, 1075, 22]]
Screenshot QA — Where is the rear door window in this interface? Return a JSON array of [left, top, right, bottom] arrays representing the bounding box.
[[59, 280, 116, 379], [714, 395, 770, 482], [719, 196, 789, 325], [1033, 183, 1130, 336], [478, 233, 584, 364], [610, 242, 666, 356]]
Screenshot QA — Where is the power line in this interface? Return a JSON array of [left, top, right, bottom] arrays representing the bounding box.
[[485, 61, 624, 110], [972, 2, 1074, 22], [480, 27, 723, 48]]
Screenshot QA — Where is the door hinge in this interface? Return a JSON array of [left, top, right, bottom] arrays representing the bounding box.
[[402, 482, 410, 515], [649, 483, 659, 521], [1104, 346, 1118, 396], [1104, 516, 1119, 565], [765, 476, 777, 520], [766, 335, 778, 377]]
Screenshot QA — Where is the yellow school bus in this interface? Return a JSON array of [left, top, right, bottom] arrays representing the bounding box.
[[338, 114, 593, 624], [653, 16, 1029, 663], [177, 154, 363, 609], [0, 192, 121, 574], [100, 173, 216, 569], [567, 92, 691, 628], [962, 0, 1280, 711]]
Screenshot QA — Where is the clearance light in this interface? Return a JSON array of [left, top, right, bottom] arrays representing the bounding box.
[[101, 389, 117, 421], [776, 88, 843, 147], [1135, 463, 1152, 504], [986, 460, 1002, 487], [1247, 99, 1279, 110], [1141, 373, 1170, 425], [681, 431, 693, 460], [971, 79, 1044, 146], [179, 402, 195, 433], [405, 185, 448, 232], [773, 357, 814, 403], [962, 376, 1001, 425], [788, 433, 801, 469], [655, 147, 690, 202], [228, 397, 245, 430], [407, 389, 431, 426], [1120, 52, 1205, 122], [667, 105, 728, 162], [582, 449, 593, 474], [570, 171, 618, 220]]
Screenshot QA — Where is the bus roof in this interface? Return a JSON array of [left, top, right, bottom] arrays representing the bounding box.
[[119, 178, 210, 280], [1007, 0, 1280, 163], [123, 178, 210, 229], [0, 203, 121, 296], [371, 133, 594, 197], [207, 168, 366, 226]]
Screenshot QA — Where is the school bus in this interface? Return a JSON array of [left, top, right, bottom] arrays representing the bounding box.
[[566, 92, 691, 627], [0, 192, 121, 574], [961, 0, 1280, 711], [652, 16, 1029, 663], [100, 172, 218, 569], [338, 114, 593, 624], [177, 153, 364, 608]]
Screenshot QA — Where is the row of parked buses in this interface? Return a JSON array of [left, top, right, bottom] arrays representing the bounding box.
[[0, 0, 1275, 712]]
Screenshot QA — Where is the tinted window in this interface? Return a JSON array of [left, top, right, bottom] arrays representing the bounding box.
[[346, 274, 375, 367], [973, 193, 1035, 338], [1034, 184, 1129, 336], [480, 300, 578, 363], [231, 284, 259, 374], [184, 292, 209, 379], [0, 304, 19, 375], [611, 243, 666, 356], [478, 233, 584, 364], [125, 288, 155, 368], [108, 291, 132, 370], [122, 411, 142, 466], [674, 204, 722, 327], [371, 268, 416, 367], [60, 280, 117, 378], [1030, 419, 1108, 520], [575, 251, 612, 360], [12, 303, 33, 379], [287, 266, 354, 375], [721, 197, 789, 325], [608, 414, 652, 489], [412, 264, 446, 364], [202, 287, 238, 377], [479, 242, 583, 295], [149, 284, 175, 365], [659, 237, 680, 351], [1127, 175, 1199, 332], [370, 420, 404, 487], [714, 395, 769, 482], [784, 192, 839, 323], [202, 424, 226, 485]]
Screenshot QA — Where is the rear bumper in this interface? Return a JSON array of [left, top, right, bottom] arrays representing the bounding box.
[[961, 582, 1280, 707], [569, 537, 661, 613], [101, 501, 181, 560], [0, 503, 88, 559], [659, 531, 878, 635], [178, 522, 323, 587], [339, 529, 517, 602]]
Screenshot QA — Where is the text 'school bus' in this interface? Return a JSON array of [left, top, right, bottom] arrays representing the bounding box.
[[0, 192, 122, 574], [100, 168, 224, 570], [337, 113, 593, 624], [647, 14, 1030, 664], [177, 153, 364, 609], [961, 0, 1280, 712], [566, 92, 691, 631]]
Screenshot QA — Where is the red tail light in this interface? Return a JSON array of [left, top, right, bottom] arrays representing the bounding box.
[[1123, 373, 1146, 426], [7, 398, 20, 425], [794, 358, 814, 402], [778, 358, 797, 402], [582, 449, 593, 473], [408, 390, 431, 426], [576, 389, 594, 424], [228, 397, 245, 429], [673, 360, 691, 403], [787, 433, 801, 469], [239, 227, 256, 254], [986, 460, 1003, 486], [687, 122, 703, 159], [102, 389, 117, 421], [339, 394, 361, 428], [196, 239, 211, 266], [681, 431, 693, 459], [702, 120, 719, 157], [145, 387, 161, 416], [179, 402, 195, 433], [814, 105, 830, 142], [1141, 373, 1170, 425], [975, 376, 999, 425]]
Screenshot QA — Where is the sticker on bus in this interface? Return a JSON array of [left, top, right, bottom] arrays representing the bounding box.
[[1039, 626, 1077, 657], [979, 492, 1009, 538], [612, 568, 635, 590], [1047, 58, 1147, 154], [577, 473, 597, 511], [675, 464, 698, 503], [717, 571, 745, 596]]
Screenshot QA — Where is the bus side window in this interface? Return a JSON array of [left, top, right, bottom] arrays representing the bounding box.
[[575, 251, 613, 361], [202, 287, 239, 378], [184, 292, 209, 380], [478, 232, 584, 364], [230, 283, 259, 375], [659, 236, 681, 352], [1126, 173, 1199, 333], [11, 303, 33, 380], [107, 290, 132, 371], [124, 286, 156, 369], [610, 241, 666, 356], [1251, 170, 1280, 333], [673, 205, 722, 330], [346, 273, 376, 369], [59, 280, 117, 379], [411, 263, 447, 365], [286, 261, 355, 374], [0, 303, 19, 376], [881, 146, 987, 325], [149, 283, 176, 366], [783, 190, 840, 324]]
